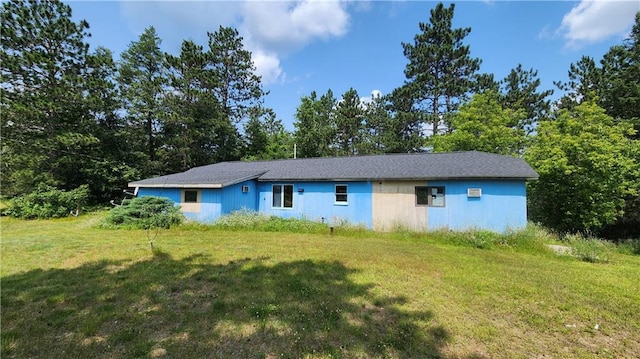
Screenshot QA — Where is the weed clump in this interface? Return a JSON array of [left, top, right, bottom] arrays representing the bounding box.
[[212, 209, 330, 234], [564, 233, 613, 263]]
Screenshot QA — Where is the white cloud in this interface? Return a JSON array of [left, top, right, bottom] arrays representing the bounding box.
[[559, 0, 639, 48], [119, 1, 353, 85], [360, 89, 383, 106], [252, 50, 284, 85]]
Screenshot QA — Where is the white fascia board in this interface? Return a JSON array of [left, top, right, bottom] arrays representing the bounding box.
[[127, 183, 223, 189]]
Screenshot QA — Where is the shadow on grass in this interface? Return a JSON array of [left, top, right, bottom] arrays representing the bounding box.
[[2, 251, 449, 358]]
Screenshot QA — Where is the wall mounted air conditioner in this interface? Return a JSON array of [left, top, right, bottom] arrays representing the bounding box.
[[467, 188, 482, 198]]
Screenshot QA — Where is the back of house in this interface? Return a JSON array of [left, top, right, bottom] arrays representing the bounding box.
[[129, 151, 539, 233]]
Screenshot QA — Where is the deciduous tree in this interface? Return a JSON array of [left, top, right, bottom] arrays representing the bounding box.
[[525, 100, 638, 234], [431, 91, 528, 156]]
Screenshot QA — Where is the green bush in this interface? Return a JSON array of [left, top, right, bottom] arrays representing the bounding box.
[[4, 184, 89, 219], [104, 196, 184, 229]]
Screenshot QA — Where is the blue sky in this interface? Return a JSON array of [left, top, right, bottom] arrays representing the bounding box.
[[70, 1, 639, 130]]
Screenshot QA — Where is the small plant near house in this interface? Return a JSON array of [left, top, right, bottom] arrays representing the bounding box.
[[103, 196, 183, 230], [3, 184, 89, 219]]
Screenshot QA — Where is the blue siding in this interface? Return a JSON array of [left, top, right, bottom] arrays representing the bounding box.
[[137, 180, 259, 222], [138, 179, 528, 232], [427, 180, 527, 232], [221, 180, 259, 215], [257, 181, 373, 228], [137, 188, 182, 203]]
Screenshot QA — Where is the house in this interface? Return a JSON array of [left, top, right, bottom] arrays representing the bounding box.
[[128, 151, 538, 232]]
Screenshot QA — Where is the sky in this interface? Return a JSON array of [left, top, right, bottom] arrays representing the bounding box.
[[69, 0, 640, 130]]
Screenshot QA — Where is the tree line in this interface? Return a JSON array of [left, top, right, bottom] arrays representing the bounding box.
[[1, 1, 638, 238]]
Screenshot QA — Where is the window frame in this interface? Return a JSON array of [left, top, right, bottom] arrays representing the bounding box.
[[415, 186, 445, 207], [272, 184, 294, 209], [335, 184, 348, 205], [183, 189, 199, 203]]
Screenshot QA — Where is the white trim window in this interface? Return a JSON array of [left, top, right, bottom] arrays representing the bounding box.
[[335, 184, 348, 204], [415, 186, 445, 207], [272, 184, 293, 208]]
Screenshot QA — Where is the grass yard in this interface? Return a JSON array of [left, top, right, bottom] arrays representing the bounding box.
[[1, 213, 639, 358]]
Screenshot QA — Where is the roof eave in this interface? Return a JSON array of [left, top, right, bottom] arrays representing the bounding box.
[[128, 183, 223, 189]]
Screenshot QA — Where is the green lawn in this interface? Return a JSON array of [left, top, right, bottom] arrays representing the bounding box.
[[1, 214, 639, 358]]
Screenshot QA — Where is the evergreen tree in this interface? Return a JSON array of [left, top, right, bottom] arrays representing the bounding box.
[[500, 64, 553, 132], [600, 12, 640, 137], [243, 108, 292, 160], [360, 93, 393, 154], [293, 90, 337, 158], [162, 40, 223, 172], [386, 87, 424, 152], [335, 88, 364, 156], [1, 0, 97, 196], [207, 26, 265, 124], [117, 26, 168, 176], [554, 56, 602, 110], [84, 47, 139, 200], [399, 2, 481, 136]]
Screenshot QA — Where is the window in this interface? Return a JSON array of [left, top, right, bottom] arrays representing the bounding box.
[[335, 185, 348, 204], [416, 186, 445, 207], [184, 190, 199, 203], [272, 184, 293, 208]]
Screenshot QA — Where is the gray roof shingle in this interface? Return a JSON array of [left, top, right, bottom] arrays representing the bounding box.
[[129, 151, 538, 188]]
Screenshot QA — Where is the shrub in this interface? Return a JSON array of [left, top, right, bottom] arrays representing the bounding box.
[[4, 184, 89, 219], [104, 196, 183, 229]]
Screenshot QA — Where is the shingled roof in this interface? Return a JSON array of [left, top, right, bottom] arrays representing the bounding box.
[[129, 151, 538, 188]]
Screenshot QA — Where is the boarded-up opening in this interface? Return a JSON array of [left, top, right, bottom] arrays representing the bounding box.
[[372, 181, 427, 231]]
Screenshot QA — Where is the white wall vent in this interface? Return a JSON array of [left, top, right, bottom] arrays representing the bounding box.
[[242, 186, 250, 193], [467, 188, 482, 198]]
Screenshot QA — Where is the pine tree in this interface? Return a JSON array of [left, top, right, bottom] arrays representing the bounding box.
[[554, 56, 602, 110], [500, 64, 553, 132], [293, 90, 337, 158], [399, 2, 480, 136], [117, 26, 168, 176], [335, 88, 364, 156], [207, 26, 265, 125], [1, 0, 97, 196], [600, 12, 640, 136], [163, 40, 222, 172]]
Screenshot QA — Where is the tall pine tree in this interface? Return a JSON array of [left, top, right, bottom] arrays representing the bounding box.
[[398, 2, 480, 137], [1, 0, 101, 197], [117, 26, 168, 177]]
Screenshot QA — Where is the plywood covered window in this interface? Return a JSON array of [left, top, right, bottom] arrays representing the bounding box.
[[272, 184, 293, 208], [335, 185, 348, 204], [415, 186, 445, 207]]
